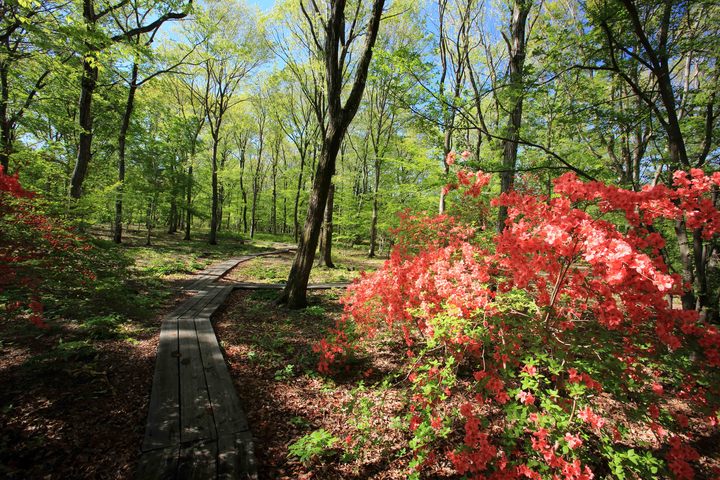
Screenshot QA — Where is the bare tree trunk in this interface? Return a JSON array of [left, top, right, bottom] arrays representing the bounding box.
[[0, 63, 11, 173], [250, 135, 264, 238], [271, 148, 278, 235], [368, 159, 380, 257], [168, 161, 179, 234], [280, 0, 385, 308], [114, 63, 139, 243], [184, 163, 192, 241], [145, 198, 154, 246], [209, 132, 220, 245], [250, 181, 259, 238], [282, 124, 344, 306], [497, 0, 531, 233], [675, 219, 696, 309], [70, 55, 98, 199], [293, 150, 306, 242], [319, 183, 335, 267], [282, 149, 288, 234], [168, 200, 178, 234], [439, 130, 451, 213], [236, 135, 248, 233]]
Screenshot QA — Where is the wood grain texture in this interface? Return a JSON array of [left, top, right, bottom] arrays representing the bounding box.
[[137, 253, 277, 479]]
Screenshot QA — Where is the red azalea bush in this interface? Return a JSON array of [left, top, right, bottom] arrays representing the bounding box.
[[0, 167, 96, 326], [315, 166, 720, 479]]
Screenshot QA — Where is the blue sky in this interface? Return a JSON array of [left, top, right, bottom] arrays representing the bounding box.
[[246, 0, 275, 11]]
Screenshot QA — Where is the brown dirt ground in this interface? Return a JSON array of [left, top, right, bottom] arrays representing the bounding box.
[[0, 282, 197, 479]]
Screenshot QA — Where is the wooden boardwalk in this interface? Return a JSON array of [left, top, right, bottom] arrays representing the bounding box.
[[229, 281, 350, 290], [136, 248, 348, 479], [136, 254, 283, 480]]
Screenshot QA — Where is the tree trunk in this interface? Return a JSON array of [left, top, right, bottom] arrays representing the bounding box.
[[693, 228, 709, 311], [675, 219, 696, 310], [184, 164, 192, 240], [319, 183, 335, 267], [250, 183, 259, 238], [439, 130, 451, 214], [168, 199, 178, 234], [113, 63, 139, 244], [281, 123, 344, 307], [0, 62, 11, 173], [70, 55, 98, 199], [293, 149, 306, 242], [282, 148, 288, 235], [145, 199, 153, 246], [209, 132, 220, 245], [168, 161, 178, 234], [271, 152, 277, 235], [497, 0, 530, 233], [238, 139, 248, 233], [250, 145, 264, 239], [368, 158, 381, 257], [280, 0, 385, 308], [0, 118, 11, 173]]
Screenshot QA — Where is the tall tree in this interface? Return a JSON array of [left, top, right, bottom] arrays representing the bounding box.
[[280, 0, 387, 308], [436, 0, 472, 214], [496, 0, 532, 232], [68, 0, 189, 199], [196, 0, 263, 244], [0, 1, 58, 173], [590, 0, 720, 314], [113, 8, 197, 243]]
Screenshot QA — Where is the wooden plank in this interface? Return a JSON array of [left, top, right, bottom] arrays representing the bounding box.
[[229, 282, 350, 290], [166, 279, 229, 319], [165, 290, 209, 320], [140, 254, 271, 479], [217, 431, 257, 480], [195, 289, 249, 436], [142, 316, 181, 451], [177, 439, 217, 480], [176, 284, 229, 445], [135, 445, 179, 480], [173, 284, 228, 324], [178, 314, 216, 444]]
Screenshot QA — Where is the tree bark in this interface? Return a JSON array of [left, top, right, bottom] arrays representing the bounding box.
[[70, 54, 98, 199], [368, 159, 380, 258], [209, 132, 220, 245], [271, 147, 278, 235], [293, 149, 306, 242], [113, 62, 139, 243], [250, 130, 264, 238], [319, 183, 335, 267], [168, 199, 178, 234], [497, 0, 531, 233], [282, 122, 344, 306], [184, 163, 193, 240], [280, 0, 386, 308], [675, 219, 696, 310], [0, 62, 11, 173]]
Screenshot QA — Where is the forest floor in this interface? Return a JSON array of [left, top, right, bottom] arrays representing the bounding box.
[[0, 228, 269, 479]]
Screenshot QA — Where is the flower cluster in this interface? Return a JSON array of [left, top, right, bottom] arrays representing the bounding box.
[[1, 167, 95, 326], [315, 169, 720, 478]]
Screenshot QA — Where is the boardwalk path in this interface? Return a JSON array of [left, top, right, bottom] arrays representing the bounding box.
[[136, 250, 349, 479]]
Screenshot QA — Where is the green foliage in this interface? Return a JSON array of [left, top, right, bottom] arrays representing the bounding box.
[[80, 314, 124, 340], [273, 363, 295, 381], [52, 340, 97, 362], [288, 429, 339, 465]]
